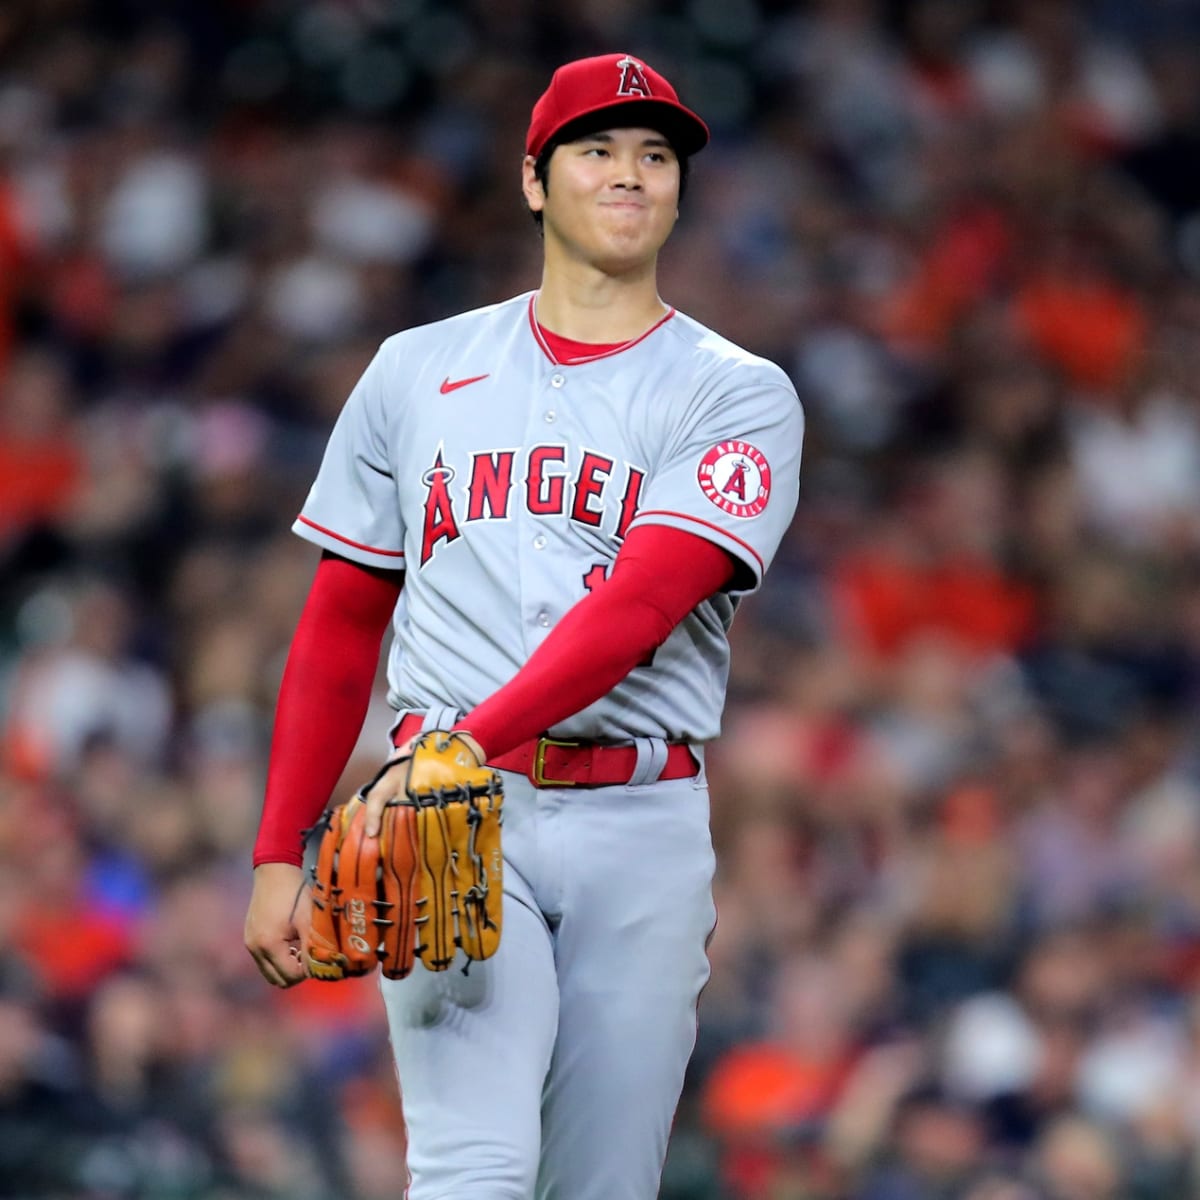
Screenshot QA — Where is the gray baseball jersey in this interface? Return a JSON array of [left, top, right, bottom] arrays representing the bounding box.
[[294, 291, 803, 741]]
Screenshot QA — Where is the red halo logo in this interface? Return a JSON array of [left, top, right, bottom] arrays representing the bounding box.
[[697, 441, 771, 518]]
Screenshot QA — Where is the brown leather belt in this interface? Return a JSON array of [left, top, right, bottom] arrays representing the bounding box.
[[392, 713, 699, 789]]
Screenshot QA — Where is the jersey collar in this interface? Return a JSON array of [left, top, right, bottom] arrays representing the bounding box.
[[527, 294, 675, 366]]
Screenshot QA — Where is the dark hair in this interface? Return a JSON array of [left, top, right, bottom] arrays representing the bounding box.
[[528, 132, 691, 233]]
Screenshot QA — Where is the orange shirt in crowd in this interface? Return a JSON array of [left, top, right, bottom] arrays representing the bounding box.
[[15, 907, 134, 1001], [833, 549, 1038, 660], [882, 204, 1014, 350], [703, 1042, 855, 1197], [0, 436, 83, 538], [1014, 270, 1147, 392]]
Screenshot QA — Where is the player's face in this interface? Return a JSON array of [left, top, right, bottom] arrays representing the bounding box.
[[524, 127, 681, 275]]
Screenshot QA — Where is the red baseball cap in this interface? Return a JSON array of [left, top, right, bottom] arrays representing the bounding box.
[[526, 54, 709, 161]]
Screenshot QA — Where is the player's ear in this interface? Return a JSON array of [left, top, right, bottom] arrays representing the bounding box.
[[522, 154, 545, 213]]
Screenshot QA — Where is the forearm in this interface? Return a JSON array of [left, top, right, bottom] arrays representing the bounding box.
[[457, 585, 658, 757], [253, 553, 402, 866], [458, 527, 735, 757]]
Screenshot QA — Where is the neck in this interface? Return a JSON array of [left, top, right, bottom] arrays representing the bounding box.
[[535, 249, 667, 343]]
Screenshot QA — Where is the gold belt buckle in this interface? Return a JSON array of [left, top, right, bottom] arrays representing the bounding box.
[[532, 736, 583, 787]]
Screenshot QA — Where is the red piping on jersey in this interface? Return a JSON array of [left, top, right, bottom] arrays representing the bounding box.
[[527, 294, 676, 365], [296, 515, 406, 559], [629, 509, 765, 576]]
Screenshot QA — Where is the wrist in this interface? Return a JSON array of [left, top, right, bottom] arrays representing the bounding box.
[[253, 860, 305, 878], [452, 729, 488, 764]]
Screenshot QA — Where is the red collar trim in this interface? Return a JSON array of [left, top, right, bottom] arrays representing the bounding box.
[[540, 327, 627, 362], [527, 294, 675, 366]]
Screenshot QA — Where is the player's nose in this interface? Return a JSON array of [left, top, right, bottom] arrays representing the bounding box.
[[610, 166, 644, 190]]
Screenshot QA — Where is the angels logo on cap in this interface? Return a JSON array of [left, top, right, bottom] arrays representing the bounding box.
[[698, 441, 772, 519], [616, 56, 652, 98]]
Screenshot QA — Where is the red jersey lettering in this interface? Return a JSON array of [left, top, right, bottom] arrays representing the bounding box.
[[467, 451, 515, 521], [420, 453, 461, 564], [526, 445, 567, 515], [571, 451, 614, 528]]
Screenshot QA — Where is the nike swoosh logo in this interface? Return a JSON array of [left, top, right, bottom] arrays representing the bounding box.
[[440, 373, 490, 394]]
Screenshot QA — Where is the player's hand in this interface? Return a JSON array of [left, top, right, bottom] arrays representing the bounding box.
[[362, 731, 487, 838], [244, 862, 311, 988]]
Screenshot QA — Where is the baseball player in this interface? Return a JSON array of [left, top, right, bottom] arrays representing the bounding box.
[[244, 53, 804, 1200]]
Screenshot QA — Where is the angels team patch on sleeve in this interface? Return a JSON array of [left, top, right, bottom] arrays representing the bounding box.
[[697, 441, 772, 518]]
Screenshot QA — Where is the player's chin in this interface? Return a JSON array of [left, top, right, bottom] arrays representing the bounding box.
[[591, 230, 669, 274], [600, 209, 670, 242]]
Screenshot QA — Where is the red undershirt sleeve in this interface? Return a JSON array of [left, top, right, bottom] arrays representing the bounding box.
[[252, 551, 402, 867], [254, 530, 733, 865], [455, 525, 736, 758]]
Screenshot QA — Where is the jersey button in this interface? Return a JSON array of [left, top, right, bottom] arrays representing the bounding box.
[[550, 373, 565, 388], [544, 410, 556, 423], [537, 611, 550, 627], [533, 535, 547, 550]]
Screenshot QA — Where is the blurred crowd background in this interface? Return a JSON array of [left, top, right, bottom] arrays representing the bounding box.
[[4, 0, 1200, 1196]]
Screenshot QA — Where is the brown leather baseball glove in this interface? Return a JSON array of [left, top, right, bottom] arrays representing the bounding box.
[[305, 731, 504, 980]]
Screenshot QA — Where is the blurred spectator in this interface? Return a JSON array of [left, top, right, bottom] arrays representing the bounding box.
[[831, 452, 1037, 663], [1032, 1114, 1124, 1200], [0, 349, 83, 547], [4, 576, 171, 777], [857, 1083, 990, 1199]]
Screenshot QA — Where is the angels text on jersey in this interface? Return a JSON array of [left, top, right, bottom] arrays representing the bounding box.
[[419, 442, 647, 566]]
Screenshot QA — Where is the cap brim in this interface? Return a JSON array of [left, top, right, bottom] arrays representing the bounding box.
[[547, 99, 709, 159]]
